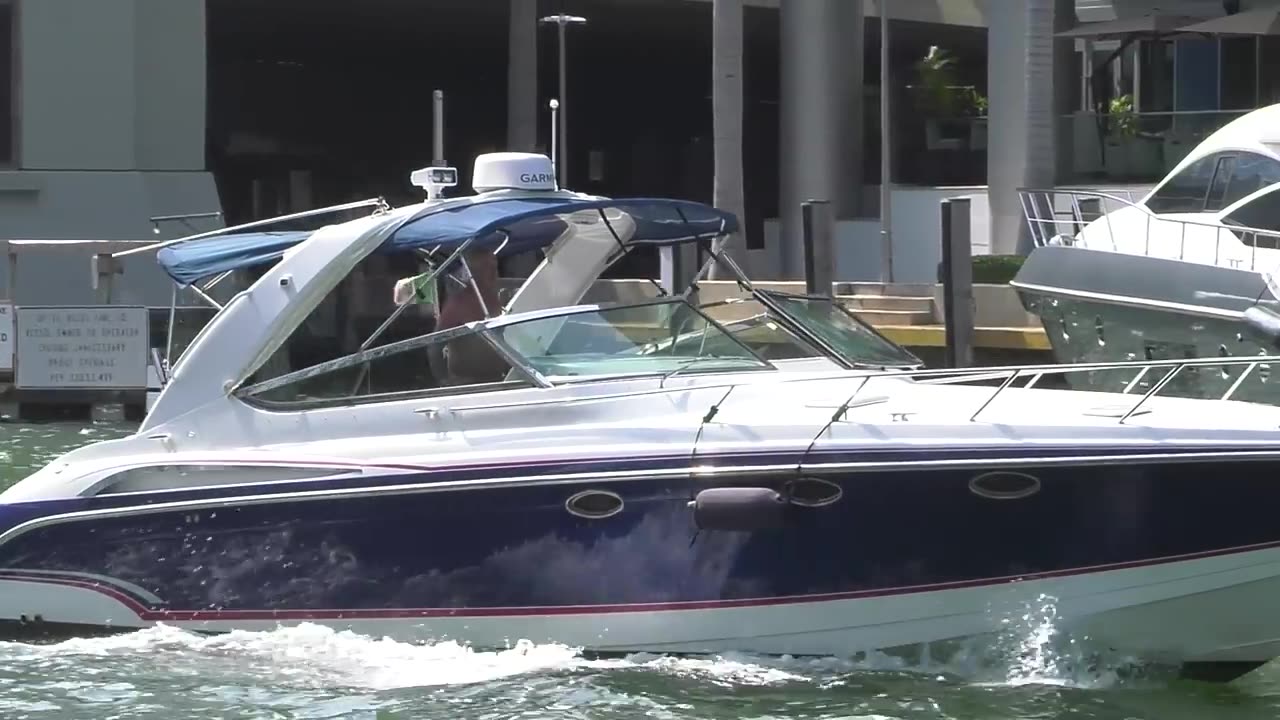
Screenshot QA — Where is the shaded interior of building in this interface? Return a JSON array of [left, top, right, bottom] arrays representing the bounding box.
[[206, 0, 986, 279]]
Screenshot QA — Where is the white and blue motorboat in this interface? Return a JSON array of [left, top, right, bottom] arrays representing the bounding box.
[[5, 153, 1280, 682]]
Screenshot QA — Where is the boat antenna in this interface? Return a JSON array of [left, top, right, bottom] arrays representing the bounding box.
[[432, 90, 446, 167], [549, 98, 560, 188]]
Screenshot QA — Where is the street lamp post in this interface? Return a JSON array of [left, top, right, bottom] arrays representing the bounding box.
[[540, 13, 587, 187]]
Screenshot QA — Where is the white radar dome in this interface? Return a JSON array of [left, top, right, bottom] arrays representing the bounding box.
[[472, 152, 558, 193]]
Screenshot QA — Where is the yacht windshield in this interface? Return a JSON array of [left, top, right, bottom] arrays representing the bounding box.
[[492, 300, 773, 380], [697, 298, 827, 361], [759, 291, 921, 368]]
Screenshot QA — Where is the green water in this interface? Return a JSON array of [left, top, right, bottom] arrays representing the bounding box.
[[3, 422, 1280, 719]]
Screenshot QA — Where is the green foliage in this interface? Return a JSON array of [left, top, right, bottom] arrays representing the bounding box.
[[972, 254, 1025, 284], [964, 87, 988, 117], [913, 46, 960, 116], [912, 46, 986, 118], [936, 254, 1026, 285], [1108, 94, 1138, 139]]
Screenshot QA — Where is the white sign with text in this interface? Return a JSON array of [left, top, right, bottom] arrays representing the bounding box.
[[16, 306, 149, 389], [0, 304, 12, 372]]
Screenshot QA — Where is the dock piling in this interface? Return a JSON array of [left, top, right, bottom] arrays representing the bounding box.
[[801, 199, 834, 297], [941, 197, 975, 368]]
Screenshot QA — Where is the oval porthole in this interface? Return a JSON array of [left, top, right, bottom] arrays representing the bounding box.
[[785, 478, 843, 508], [565, 490, 624, 519], [969, 471, 1041, 501], [1094, 316, 1106, 346]]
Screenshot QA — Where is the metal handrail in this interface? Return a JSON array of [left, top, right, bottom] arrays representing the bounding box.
[[1017, 186, 1280, 273], [788, 353, 1280, 424], [356, 352, 1280, 426]]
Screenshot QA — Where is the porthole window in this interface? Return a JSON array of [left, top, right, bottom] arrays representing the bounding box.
[[565, 490, 624, 519], [969, 471, 1041, 501], [785, 478, 843, 507], [1094, 316, 1105, 346]]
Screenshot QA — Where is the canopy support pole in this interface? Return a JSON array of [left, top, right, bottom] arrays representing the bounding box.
[[165, 285, 178, 372], [358, 234, 485, 354], [114, 197, 389, 258]]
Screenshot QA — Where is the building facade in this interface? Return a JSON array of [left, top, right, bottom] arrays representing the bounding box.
[[0, 0, 1272, 295]]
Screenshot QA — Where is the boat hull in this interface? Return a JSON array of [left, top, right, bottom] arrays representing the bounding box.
[[1012, 244, 1280, 403], [1018, 290, 1280, 399], [3, 448, 1280, 674]]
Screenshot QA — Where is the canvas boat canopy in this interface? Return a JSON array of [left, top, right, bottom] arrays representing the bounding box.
[[156, 197, 738, 286]]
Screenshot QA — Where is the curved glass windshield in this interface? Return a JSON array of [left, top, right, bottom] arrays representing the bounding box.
[[493, 301, 772, 380], [696, 299, 826, 361], [760, 292, 920, 368], [1222, 185, 1280, 250]]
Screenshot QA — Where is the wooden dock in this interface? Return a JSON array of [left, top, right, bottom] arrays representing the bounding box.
[[875, 324, 1051, 351]]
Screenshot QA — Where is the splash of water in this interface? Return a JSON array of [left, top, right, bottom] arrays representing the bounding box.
[[0, 614, 1162, 697]]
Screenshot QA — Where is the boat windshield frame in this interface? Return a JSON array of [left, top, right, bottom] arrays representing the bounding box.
[[235, 296, 777, 407], [751, 290, 923, 369], [483, 297, 777, 383], [685, 297, 829, 360]]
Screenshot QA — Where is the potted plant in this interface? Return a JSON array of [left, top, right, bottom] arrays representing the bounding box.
[[1105, 94, 1138, 178], [964, 87, 988, 149], [913, 46, 966, 149]]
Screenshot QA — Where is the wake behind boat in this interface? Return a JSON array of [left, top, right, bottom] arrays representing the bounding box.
[[4, 153, 1280, 682]]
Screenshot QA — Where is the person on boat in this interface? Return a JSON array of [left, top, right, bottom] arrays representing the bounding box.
[[395, 248, 509, 385]]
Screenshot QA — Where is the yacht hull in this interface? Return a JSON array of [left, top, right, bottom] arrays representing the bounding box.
[[1013, 245, 1280, 403], [2, 448, 1280, 674]]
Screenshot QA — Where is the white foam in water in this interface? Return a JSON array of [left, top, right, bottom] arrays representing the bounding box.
[[0, 609, 1159, 694], [2, 624, 583, 691]]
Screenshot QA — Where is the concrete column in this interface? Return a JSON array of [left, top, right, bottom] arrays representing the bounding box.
[[507, 0, 539, 152], [134, 0, 206, 171], [779, 0, 863, 278], [19, 0, 204, 171], [1053, 0, 1078, 184], [986, 0, 1058, 256], [503, 0, 541, 279], [2, 0, 218, 250]]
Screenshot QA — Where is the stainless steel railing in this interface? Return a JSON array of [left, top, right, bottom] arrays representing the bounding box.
[[1018, 187, 1280, 273]]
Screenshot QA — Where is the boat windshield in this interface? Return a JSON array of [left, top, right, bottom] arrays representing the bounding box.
[[758, 291, 921, 368], [239, 298, 772, 408], [491, 300, 774, 381], [695, 298, 827, 361]]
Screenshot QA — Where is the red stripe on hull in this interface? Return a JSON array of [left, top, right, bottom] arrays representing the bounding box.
[[3, 538, 1279, 623]]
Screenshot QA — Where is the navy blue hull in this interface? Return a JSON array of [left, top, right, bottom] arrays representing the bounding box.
[[2, 449, 1280, 620]]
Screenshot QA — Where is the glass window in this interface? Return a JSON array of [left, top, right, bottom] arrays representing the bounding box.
[[0, 1, 12, 166], [698, 298, 826, 361], [243, 325, 525, 407], [1146, 153, 1224, 213], [1205, 155, 1237, 212], [1222, 188, 1280, 250], [1220, 37, 1258, 111], [493, 301, 771, 380], [1174, 39, 1220, 112], [760, 292, 921, 368], [1223, 153, 1280, 208], [1262, 37, 1280, 105], [1137, 40, 1174, 113]]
